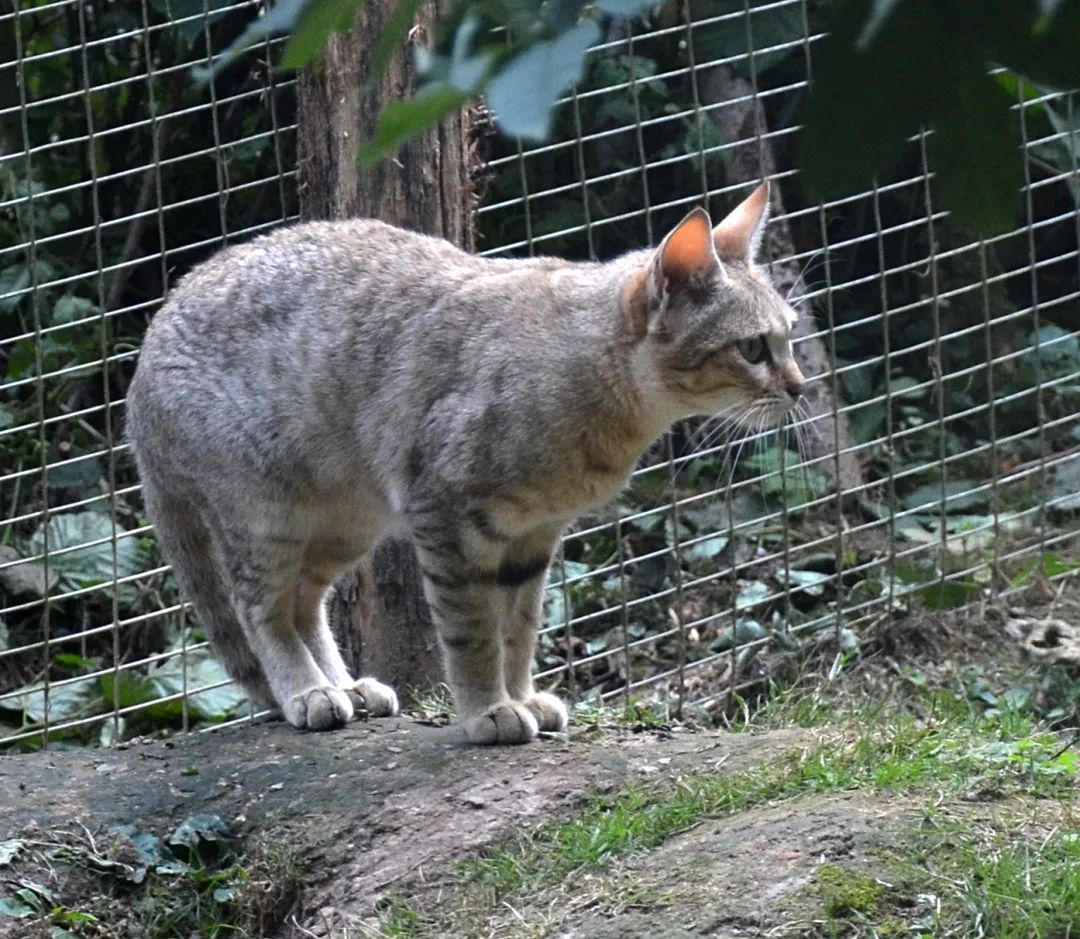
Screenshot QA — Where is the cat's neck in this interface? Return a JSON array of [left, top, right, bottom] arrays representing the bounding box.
[[543, 255, 686, 472]]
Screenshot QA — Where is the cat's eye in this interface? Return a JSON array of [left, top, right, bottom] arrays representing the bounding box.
[[738, 335, 768, 365]]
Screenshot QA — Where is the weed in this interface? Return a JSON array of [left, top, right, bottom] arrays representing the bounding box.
[[906, 820, 1080, 938], [131, 839, 303, 938], [373, 892, 430, 938], [0, 829, 303, 939]]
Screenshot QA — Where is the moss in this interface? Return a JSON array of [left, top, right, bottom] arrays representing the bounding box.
[[812, 862, 886, 918]]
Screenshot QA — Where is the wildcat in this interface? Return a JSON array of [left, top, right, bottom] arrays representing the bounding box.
[[125, 181, 805, 745]]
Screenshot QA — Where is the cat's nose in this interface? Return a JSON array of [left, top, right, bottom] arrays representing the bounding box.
[[785, 375, 805, 401]]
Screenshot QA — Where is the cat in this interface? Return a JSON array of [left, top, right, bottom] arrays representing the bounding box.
[[125, 181, 805, 745]]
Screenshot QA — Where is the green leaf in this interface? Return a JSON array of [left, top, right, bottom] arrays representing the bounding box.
[[281, 0, 364, 69], [901, 479, 986, 513], [147, 647, 248, 721], [100, 670, 161, 712], [888, 375, 925, 399], [0, 677, 100, 724], [360, 84, 469, 164], [893, 560, 937, 585], [27, 511, 149, 590], [798, 0, 945, 199], [168, 813, 230, 851], [192, 0, 306, 81], [687, 534, 729, 561], [486, 21, 600, 140], [735, 580, 770, 610], [47, 455, 102, 491], [596, 0, 656, 17], [414, 15, 494, 92], [51, 295, 97, 325], [849, 402, 885, 445], [776, 569, 830, 597], [0, 841, 22, 867], [710, 618, 766, 652], [918, 579, 981, 610], [976, 0, 1080, 89], [0, 896, 34, 918], [0, 265, 30, 313], [53, 652, 97, 671], [926, 48, 1022, 234]]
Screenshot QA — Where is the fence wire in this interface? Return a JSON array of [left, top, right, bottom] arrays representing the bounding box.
[[1, 0, 1078, 747]]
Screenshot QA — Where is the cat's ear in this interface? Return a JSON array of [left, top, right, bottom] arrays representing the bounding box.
[[622, 208, 720, 338], [655, 207, 721, 288], [712, 181, 770, 262]]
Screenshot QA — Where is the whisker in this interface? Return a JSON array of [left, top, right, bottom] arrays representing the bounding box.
[[659, 402, 752, 504], [785, 250, 826, 304]]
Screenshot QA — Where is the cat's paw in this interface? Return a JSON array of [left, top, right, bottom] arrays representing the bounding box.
[[284, 686, 354, 731], [342, 677, 400, 718], [523, 692, 569, 733], [463, 701, 539, 745]]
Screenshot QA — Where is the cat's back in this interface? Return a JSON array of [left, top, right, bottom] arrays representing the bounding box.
[[148, 219, 473, 340]]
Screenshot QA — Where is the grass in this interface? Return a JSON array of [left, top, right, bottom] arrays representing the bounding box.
[[371, 701, 1078, 938], [132, 841, 303, 938], [936, 828, 1080, 937]]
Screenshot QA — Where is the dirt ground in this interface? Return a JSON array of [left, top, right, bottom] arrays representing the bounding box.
[[0, 715, 824, 936], [1, 582, 1078, 937]]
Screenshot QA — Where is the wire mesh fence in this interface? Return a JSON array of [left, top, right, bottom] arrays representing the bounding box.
[[1, 0, 1078, 748]]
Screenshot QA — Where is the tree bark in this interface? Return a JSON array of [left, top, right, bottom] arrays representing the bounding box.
[[696, 64, 863, 494], [297, 0, 472, 693]]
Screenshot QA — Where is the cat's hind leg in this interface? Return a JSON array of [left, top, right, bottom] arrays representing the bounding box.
[[140, 481, 275, 712], [220, 533, 354, 731], [293, 566, 399, 718]]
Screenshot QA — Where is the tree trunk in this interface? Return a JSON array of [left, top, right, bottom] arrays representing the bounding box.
[[695, 61, 863, 494], [297, 0, 472, 693]]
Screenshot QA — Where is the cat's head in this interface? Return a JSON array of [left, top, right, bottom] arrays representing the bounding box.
[[621, 183, 805, 430]]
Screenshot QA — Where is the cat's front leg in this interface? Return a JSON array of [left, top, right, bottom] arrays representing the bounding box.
[[413, 539, 538, 745], [500, 550, 569, 734]]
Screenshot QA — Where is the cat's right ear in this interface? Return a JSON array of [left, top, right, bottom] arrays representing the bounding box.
[[621, 208, 720, 338]]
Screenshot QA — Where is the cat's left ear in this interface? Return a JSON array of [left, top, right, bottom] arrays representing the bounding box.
[[622, 208, 721, 338], [712, 181, 770, 263]]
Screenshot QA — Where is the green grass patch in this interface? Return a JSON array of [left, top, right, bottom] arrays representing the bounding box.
[[377, 711, 1077, 937], [900, 819, 1080, 938]]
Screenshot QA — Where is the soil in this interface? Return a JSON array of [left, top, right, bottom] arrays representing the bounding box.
[[0, 584, 1077, 937], [0, 714, 825, 937]]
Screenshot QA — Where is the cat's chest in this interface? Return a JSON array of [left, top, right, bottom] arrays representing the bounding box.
[[488, 460, 633, 533]]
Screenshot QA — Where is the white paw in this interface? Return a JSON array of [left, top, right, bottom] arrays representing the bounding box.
[[463, 701, 539, 745], [284, 686, 354, 731], [343, 677, 400, 718], [524, 691, 569, 732]]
